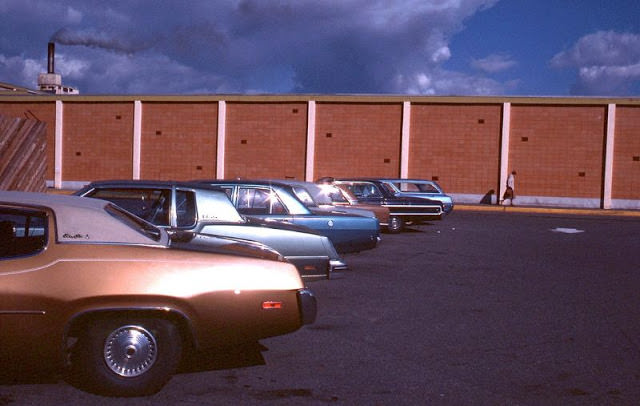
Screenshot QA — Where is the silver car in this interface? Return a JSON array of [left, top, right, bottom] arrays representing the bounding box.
[[75, 181, 348, 279]]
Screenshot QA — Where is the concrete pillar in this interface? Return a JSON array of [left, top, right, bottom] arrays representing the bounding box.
[[499, 102, 511, 204], [603, 104, 616, 209], [216, 100, 227, 179], [305, 100, 316, 182], [54, 100, 63, 189], [133, 100, 142, 180], [400, 101, 411, 178]]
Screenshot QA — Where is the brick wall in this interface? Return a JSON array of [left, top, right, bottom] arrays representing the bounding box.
[[409, 104, 502, 195], [314, 103, 402, 179], [225, 102, 308, 179], [62, 102, 133, 181], [0, 95, 638, 207], [141, 102, 217, 180], [510, 105, 606, 198], [613, 106, 640, 200]]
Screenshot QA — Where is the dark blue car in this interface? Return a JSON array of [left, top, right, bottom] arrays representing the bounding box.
[[376, 178, 454, 215]]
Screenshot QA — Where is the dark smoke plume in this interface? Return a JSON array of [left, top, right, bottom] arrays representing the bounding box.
[[50, 28, 150, 54]]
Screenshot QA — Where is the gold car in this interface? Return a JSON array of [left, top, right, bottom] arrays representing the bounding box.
[[0, 191, 316, 396]]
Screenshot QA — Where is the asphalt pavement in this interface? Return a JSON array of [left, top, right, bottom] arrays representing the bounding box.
[[1, 207, 639, 405]]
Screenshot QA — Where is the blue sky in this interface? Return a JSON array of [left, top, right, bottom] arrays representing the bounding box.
[[1, 0, 639, 96]]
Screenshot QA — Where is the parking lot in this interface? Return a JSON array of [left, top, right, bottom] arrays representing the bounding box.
[[1, 208, 639, 405]]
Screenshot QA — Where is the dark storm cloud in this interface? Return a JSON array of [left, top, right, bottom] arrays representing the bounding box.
[[1, 0, 510, 94]]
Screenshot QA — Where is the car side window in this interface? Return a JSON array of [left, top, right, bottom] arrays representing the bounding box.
[[347, 183, 382, 198], [175, 190, 196, 227], [0, 208, 47, 259], [88, 188, 171, 226], [237, 187, 287, 215], [416, 183, 439, 193]]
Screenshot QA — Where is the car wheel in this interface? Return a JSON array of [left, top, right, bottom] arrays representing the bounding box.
[[386, 216, 404, 233], [71, 318, 182, 397]]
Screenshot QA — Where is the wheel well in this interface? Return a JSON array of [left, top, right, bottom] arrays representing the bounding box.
[[65, 309, 195, 353]]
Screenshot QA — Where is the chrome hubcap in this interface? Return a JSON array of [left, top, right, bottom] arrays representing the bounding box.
[[389, 217, 401, 230], [103, 325, 157, 377]]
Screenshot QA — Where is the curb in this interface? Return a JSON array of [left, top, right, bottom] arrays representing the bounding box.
[[454, 204, 640, 218]]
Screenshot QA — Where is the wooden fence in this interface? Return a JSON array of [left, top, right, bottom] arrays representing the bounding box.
[[0, 114, 47, 192]]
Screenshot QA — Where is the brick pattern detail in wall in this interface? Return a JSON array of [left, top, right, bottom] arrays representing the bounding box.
[[141, 102, 217, 180], [224, 102, 307, 180], [63, 102, 133, 181], [314, 103, 402, 179], [0, 102, 56, 179], [409, 104, 502, 196], [613, 106, 640, 200], [510, 105, 606, 198]]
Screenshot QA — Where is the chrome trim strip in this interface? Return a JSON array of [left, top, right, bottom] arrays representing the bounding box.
[[387, 210, 442, 216], [0, 310, 46, 315]]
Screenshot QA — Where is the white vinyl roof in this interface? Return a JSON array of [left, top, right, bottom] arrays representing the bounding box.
[[0, 191, 167, 245]]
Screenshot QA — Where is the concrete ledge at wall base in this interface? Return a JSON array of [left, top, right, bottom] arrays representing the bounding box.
[[452, 193, 640, 211], [455, 203, 640, 218]]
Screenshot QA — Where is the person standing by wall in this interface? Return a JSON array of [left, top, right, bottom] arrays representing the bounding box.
[[501, 171, 516, 205]]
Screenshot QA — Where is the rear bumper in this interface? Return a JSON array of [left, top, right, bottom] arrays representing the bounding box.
[[297, 288, 317, 325], [328, 258, 349, 280], [330, 258, 349, 273]]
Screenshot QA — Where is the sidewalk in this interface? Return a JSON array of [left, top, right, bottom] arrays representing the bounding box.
[[455, 203, 640, 218]]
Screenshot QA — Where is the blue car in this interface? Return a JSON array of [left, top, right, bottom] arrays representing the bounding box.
[[197, 179, 380, 253]]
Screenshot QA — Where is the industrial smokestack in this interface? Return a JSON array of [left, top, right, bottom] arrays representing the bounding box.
[[38, 41, 78, 94], [47, 42, 55, 74]]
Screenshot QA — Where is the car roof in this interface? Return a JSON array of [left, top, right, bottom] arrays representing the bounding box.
[[376, 178, 438, 183], [0, 191, 166, 245], [77, 179, 229, 193], [331, 178, 383, 183], [196, 179, 295, 188]]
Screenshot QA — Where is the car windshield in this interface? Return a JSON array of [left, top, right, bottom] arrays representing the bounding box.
[[105, 203, 163, 242]]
